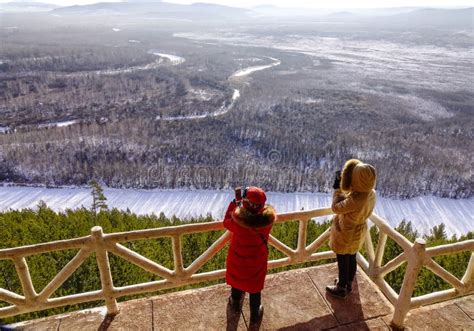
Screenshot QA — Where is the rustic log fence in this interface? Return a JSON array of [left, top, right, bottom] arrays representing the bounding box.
[[0, 208, 472, 328]]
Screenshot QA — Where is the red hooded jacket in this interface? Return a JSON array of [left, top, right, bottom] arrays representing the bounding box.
[[223, 201, 276, 293]]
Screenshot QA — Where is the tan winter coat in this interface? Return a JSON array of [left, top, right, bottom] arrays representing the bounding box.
[[329, 159, 377, 255]]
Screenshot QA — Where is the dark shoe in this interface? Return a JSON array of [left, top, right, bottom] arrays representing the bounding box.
[[326, 284, 347, 298], [250, 305, 264, 324], [228, 295, 242, 313], [334, 278, 352, 293]]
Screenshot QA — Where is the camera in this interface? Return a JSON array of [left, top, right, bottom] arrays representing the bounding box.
[[333, 171, 342, 190], [234, 187, 242, 202]]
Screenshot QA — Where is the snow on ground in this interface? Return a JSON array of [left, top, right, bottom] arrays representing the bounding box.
[[150, 52, 185, 65], [37, 120, 78, 129], [0, 126, 10, 134], [189, 88, 214, 101], [0, 186, 472, 237], [175, 32, 473, 92], [92, 59, 165, 76], [60, 51, 184, 78], [233, 57, 281, 77], [56, 120, 78, 127], [158, 89, 240, 121]]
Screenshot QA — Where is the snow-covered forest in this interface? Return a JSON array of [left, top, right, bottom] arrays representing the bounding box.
[[0, 5, 473, 199]]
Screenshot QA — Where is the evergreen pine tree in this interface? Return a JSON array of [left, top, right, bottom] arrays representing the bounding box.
[[90, 180, 108, 213], [429, 224, 447, 241]]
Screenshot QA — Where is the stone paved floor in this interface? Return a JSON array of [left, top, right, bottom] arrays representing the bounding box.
[[2, 264, 473, 330]]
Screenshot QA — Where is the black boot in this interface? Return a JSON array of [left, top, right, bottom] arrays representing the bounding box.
[[250, 305, 264, 324], [346, 282, 353, 293], [326, 283, 347, 299], [334, 278, 352, 293], [228, 295, 243, 313]]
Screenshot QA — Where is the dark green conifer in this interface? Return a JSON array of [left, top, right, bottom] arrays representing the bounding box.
[[90, 180, 108, 213]]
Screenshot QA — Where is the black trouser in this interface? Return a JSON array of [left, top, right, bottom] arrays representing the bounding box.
[[336, 254, 357, 287], [231, 287, 261, 313]]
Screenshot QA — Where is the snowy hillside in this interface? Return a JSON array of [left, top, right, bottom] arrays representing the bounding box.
[[0, 186, 472, 237]]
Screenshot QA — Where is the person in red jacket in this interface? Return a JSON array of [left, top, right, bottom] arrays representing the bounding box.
[[223, 186, 276, 324]]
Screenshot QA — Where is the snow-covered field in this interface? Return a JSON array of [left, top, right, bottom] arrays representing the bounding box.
[[0, 186, 472, 237]]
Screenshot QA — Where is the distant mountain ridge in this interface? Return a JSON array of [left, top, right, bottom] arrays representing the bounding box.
[[0, 1, 59, 12], [125, 0, 163, 2], [51, 1, 251, 20], [6, 2, 470, 27], [250, 6, 473, 29], [374, 7, 474, 28], [251, 6, 428, 18]]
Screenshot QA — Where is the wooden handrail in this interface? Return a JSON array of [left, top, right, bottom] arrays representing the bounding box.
[[0, 207, 472, 330], [366, 216, 474, 328], [0, 236, 91, 259]]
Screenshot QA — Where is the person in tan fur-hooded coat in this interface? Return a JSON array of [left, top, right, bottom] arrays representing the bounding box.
[[327, 159, 377, 298]]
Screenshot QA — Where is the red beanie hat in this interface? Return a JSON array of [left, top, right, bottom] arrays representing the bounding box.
[[243, 186, 266, 213]]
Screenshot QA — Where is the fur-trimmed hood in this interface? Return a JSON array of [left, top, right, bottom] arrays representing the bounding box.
[[231, 204, 276, 229], [341, 159, 376, 193]]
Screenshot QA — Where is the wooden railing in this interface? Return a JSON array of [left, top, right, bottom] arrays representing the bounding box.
[[0, 208, 472, 328], [360, 214, 474, 327]]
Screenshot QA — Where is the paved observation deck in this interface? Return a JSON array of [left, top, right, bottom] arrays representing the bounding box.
[[5, 264, 473, 331]]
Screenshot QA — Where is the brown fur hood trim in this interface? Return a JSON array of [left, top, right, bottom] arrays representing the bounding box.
[[231, 205, 276, 229]]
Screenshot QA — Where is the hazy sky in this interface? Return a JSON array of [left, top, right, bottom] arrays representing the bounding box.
[[2, 0, 473, 8]]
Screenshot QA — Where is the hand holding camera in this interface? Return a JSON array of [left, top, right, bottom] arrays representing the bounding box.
[[333, 171, 342, 190], [234, 187, 242, 205]]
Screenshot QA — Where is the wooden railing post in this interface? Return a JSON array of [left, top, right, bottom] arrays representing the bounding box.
[[365, 228, 376, 273], [296, 218, 309, 261], [462, 252, 474, 290], [391, 238, 426, 329], [13, 257, 37, 303], [172, 235, 185, 277], [91, 226, 119, 316], [374, 232, 388, 269]]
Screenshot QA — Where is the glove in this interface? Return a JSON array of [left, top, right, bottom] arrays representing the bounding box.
[[224, 200, 238, 219]]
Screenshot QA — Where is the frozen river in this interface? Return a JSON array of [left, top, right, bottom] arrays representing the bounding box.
[[0, 186, 472, 237], [158, 56, 280, 121], [233, 57, 281, 77]]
